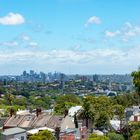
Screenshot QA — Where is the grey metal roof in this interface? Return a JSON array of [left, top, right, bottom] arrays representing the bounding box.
[[2, 127, 26, 136]]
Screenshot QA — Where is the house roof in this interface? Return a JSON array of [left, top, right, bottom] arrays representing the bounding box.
[[0, 117, 7, 127], [4, 113, 74, 130], [2, 127, 26, 136], [61, 116, 75, 129], [45, 115, 64, 129], [4, 115, 27, 127]]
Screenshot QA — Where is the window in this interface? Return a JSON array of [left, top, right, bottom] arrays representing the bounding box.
[[21, 136, 24, 140]]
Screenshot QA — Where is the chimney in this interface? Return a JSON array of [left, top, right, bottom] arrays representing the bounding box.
[[55, 127, 60, 140], [74, 113, 78, 128], [78, 120, 82, 128], [64, 109, 68, 118], [79, 126, 88, 140], [10, 108, 15, 117], [36, 108, 42, 117], [134, 116, 138, 122]]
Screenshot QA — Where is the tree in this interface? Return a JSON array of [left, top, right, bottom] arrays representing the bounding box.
[[29, 130, 56, 140], [95, 111, 109, 130], [0, 87, 5, 95], [79, 96, 113, 129], [13, 98, 27, 107], [4, 92, 14, 105], [88, 134, 109, 140], [107, 132, 125, 140], [54, 101, 77, 114], [129, 122, 140, 135], [112, 95, 128, 108], [80, 97, 96, 128], [95, 96, 113, 119], [130, 129, 140, 140], [93, 96, 113, 129], [132, 68, 140, 95], [113, 105, 125, 129], [56, 94, 81, 105], [54, 94, 81, 114]]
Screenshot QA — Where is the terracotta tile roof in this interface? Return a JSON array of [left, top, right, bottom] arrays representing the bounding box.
[[4, 115, 25, 127], [4, 113, 65, 130], [45, 115, 64, 129], [31, 113, 52, 127]]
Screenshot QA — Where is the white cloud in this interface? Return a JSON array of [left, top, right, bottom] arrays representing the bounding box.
[[20, 34, 31, 41], [122, 22, 140, 41], [105, 22, 140, 41], [105, 30, 120, 37], [0, 34, 38, 49], [0, 13, 25, 25], [85, 16, 101, 27], [0, 45, 139, 74], [18, 34, 38, 48], [0, 41, 18, 47], [29, 42, 38, 48]]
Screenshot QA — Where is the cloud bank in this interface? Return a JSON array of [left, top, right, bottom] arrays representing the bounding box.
[[0, 45, 139, 74], [0, 13, 25, 25]]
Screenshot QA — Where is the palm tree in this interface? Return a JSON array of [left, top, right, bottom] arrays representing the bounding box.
[[80, 97, 95, 128]]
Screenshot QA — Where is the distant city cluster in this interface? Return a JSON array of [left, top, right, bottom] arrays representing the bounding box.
[[0, 70, 132, 84], [0, 70, 133, 94], [0, 70, 132, 83]]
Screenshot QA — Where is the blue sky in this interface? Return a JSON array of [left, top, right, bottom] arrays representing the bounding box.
[[0, 0, 140, 75]]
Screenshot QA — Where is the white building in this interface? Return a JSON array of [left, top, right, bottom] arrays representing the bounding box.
[[1, 127, 26, 140], [68, 106, 82, 117]]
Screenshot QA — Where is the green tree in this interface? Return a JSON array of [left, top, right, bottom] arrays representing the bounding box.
[[93, 96, 113, 129], [4, 93, 14, 105], [54, 101, 76, 114], [13, 98, 27, 107], [54, 94, 81, 114], [56, 94, 81, 105], [0, 87, 5, 95], [79, 96, 113, 129], [107, 132, 125, 140], [88, 134, 109, 140], [129, 122, 140, 135], [130, 129, 140, 140], [113, 105, 125, 129], [80, 96, 95, 128], [132, 67, 140, 95], [29, 130, 56, 140], [95, 96, 113, 119], [95, 111, 109, 130]]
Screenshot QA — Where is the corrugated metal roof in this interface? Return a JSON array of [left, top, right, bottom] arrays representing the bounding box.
[[2, 127, 26, 136]]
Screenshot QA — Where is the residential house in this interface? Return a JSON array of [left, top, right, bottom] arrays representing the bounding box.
[[3, 109, 75, 130], [1, 127, 26, 140]]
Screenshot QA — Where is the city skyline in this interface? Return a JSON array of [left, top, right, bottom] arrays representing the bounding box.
[[0, 0, 140, 74]]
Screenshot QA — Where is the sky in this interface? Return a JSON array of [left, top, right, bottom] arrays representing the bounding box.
[[0, 0, 140, 75]]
